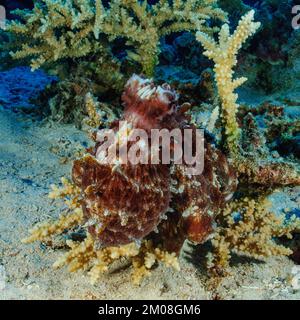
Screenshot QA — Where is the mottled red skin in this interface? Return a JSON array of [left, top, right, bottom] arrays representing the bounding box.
[[72, 75, 237, 252], [153, 142, 237, 253], [72, 156, 170, 246]]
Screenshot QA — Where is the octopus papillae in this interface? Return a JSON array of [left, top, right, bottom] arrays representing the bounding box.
[[24, 75, 237, 282]]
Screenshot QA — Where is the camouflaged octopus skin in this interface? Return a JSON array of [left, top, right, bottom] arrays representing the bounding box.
[[72, 75, 237, 253]]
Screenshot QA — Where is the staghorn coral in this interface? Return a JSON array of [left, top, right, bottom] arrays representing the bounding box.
[[23, 74, 237, 284], [2, 1, 126, 124], [5, 1, 88, 70], [51, 234, 179, 285], [192, 10, 300, 278], [5, 0, 227, 75], [215, 1, 297, 92], [207, 196, 300, 275], [22, 177, 83, 244], [196, 10, 261, 155], [6, 0, 99, 70], [94, 0, 227, 76], [196, 10, 300, 187], [2, 0, 227, 123]]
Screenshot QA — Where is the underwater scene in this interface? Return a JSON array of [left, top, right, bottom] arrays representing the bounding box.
[[0, 0, 299, 301]]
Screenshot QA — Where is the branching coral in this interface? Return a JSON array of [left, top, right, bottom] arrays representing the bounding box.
[[207, 196, 300, 274], [22, 177, 83, 243], [53, 236, 179, 285], [196, 10, 300, 187], [7, 0, 98, 70], [94, 0, 227, 76], [196, 10, 261, 154], [3, 1, 126, 125], [3, 0, 227, 124], [5, 0, 227, 76], [194, 10, 300, 278], [23, 178, 179, 285]]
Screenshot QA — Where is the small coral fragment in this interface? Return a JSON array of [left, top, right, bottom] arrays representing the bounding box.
[[208, 196, 300, 274], [83, 92, 102, 129], [22, 208, 84, 244], [22, 177, 84, 244]]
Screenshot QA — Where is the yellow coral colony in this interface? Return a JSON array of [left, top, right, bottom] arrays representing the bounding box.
[[196, 10, 300, 186], [196, 10, 261, 156], [8, 0, 97, 70], [22, 178, 84, 244], [7, 1, 227, 77], [208, 196, 300, 274], [94, 0, 227, 76], [22, 178, 179, 285]]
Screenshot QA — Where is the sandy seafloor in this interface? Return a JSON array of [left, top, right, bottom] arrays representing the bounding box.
[[0, 67, 300, 300]]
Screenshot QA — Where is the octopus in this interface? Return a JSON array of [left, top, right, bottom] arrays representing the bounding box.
[[72, 74, 237, 254]]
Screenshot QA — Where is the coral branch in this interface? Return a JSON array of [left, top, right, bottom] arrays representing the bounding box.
[[22, 208, 84, 244], [196, 10, 260, 155], [4, 0, 227, 77], [53, 236, 179, 285], [22, 177, 83, 244], [208, 196, 300, 274], [197, 11, 300, 187]]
